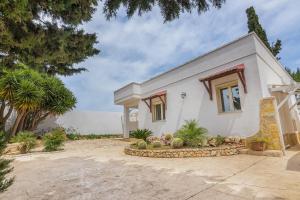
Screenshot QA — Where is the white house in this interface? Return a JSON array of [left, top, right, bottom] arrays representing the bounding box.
[[114, 32, 300, 147]]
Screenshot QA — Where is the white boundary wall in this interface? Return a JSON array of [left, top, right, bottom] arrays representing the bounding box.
[[37, 111, 123, 135]]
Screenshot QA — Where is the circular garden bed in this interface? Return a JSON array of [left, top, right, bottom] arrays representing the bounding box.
[[124, 144, 245, 158]]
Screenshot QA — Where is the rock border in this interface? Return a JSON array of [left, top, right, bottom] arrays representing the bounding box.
[[124, 144, 245, 158]]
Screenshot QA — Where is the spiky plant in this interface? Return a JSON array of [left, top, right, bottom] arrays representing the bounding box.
[[0, 131, 14, 192]]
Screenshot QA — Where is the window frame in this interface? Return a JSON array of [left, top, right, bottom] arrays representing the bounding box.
[[216, 81, 242, 114], [151, 97, 166, 122]]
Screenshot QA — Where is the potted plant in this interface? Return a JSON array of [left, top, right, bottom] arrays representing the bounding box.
[[251, 137, 269, 151]]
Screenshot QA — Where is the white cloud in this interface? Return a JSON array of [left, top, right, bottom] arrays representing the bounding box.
[[62, 0, 300, 112]]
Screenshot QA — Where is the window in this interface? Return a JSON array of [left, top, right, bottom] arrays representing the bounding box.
[[152, 99, 166, 121], [217, 82, 241, 113]]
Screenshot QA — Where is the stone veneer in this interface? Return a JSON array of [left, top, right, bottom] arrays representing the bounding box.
[[124, 145, 245, 158], [246, 97, 282, 150]]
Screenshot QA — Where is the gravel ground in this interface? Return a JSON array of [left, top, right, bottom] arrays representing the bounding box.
[[0, 139, 300, 200]]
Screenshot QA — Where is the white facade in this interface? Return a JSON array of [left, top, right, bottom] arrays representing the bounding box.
[[114, 32, 299, 138]]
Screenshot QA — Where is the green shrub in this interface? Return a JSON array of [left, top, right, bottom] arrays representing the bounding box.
[[164, 133, 173, 141], [171, 138, 183, 149], [130, 129, 152, 141], [174, 120, 207, 147], [43, 128, 66, 151], [11, 131, 37, 153], [137, 140, 147, 149], [152, 140, 161, 148], [0, 131, 14, 192], [66, 133, 81, 140], [215, 135, 225, 146]]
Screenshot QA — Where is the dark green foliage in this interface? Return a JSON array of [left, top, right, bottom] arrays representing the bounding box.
[[43, 128, 66, 151], [66, 133, 81, 140], [0, 1, 99, 75], [215, 135, 225, 146], [0, 69, 76, 136], [285, 67, 300, 82], [175, 120, 207, 147], [130, 129, 152, 141], [246, 6, 281, 59], [11, 131, 37, 153], [103, 0, 225, 22], [0, 131, 14, 192], [66, 133, 122, 140]]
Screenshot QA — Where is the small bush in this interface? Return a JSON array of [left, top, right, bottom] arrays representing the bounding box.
[[164, 134, 173, 141], [130, 129, 152, 141], [152, 140, 161, 148], [11, 131, 37, 153], [215, 135, 225, 146], [66, 133, 81, 140], [174, 120, 207, 147], [43, 128, 66, 151], [137, 140, 147, 149], [171, 138, 183, 149]]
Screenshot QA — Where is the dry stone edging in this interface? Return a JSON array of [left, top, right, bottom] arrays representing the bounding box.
[[124, 144, 245, 158]]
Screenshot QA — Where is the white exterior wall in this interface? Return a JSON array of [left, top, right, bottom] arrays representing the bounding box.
[[137, 34, 263, 137], [37, 111, 123, 135]]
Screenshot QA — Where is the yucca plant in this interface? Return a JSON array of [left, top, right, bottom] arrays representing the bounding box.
[[130, 129, 152, 141], [175, 120, 207, 147]]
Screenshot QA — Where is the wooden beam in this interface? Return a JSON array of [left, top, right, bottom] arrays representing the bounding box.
[[201, 80, 213, 100], [237, 69, 247, 93], [143, 99, 150, 110]]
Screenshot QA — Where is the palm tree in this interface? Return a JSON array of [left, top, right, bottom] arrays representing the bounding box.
[[10, 80, 43, 136]]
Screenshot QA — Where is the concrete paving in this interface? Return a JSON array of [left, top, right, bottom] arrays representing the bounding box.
[[0, 139, 299, 200]]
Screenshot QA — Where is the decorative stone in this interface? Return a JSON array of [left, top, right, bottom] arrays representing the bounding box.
[[124, 144, 245, 158]]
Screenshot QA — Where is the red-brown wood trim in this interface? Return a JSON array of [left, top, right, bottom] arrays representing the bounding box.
[[143, 99, 151, 110], [149, 98, 152, 113], [237, 69, 247, 93], [142, 91, 167, 113], [201, 80, 213, 100], [208, 80, 212, 100]]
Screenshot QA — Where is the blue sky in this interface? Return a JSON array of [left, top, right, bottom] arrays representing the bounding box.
[[61, 0, 300, 112]]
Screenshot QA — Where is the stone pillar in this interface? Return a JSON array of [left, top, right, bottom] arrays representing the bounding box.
[[246, 97, 284, 150], [123, 106, 130, 138], [259, 97, 283, 150]]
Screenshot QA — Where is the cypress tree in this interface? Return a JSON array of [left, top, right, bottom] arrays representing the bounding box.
[[0, 1, 99, 76], [246, 6, 281, 59]]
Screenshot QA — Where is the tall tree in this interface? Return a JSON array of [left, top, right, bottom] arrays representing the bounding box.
[[103, 0, 226, 22], [0, 69, 76, 136], [246, 6, 281, 59], [0, 1, 99, 76]]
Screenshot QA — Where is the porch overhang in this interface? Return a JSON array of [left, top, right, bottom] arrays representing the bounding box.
[[199, 64, 247, 100], [142, 91, 167, 113]]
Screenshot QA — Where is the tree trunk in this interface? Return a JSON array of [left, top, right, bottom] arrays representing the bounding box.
[[10, 111, 26, 137], [16, 113, 27, 133], [30, 112, 50, 131]]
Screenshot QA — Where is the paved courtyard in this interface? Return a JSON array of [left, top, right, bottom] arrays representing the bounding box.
[[1, 139, 300, 200]]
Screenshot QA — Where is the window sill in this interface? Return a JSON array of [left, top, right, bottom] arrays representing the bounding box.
[[218, 110, 242, 115], [152, 120, 166, 123]]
